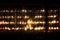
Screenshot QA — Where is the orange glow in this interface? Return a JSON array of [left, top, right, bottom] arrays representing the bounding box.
[[49, 20, 59, 24], [49, 27, 59, 30], [24, 18, 33, 31], [0, 21, 4, 24], [27, 18, 33, 24], [15, 27, 19, 30], [34, 27, 45, 30], [0, 21, 9, 24], [12, 27, 15, 30], [24, 24, 33, 31]]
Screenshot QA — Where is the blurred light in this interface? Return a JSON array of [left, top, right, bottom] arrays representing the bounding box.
[[0, 21, 5, 24], [17, 16, 21, 18], [12, 27, 15, 30], [0, 28, 3, 29], [29, 27, 33, 30], [6, 16, 10, 18], [50, 10, 53, 12], [24, 27, 27, 31], [4, 22, 9, 24], [10, 10, 14, 13], [5, 16, 14, 18], [11, 16, 14, 18], [32, 21, 45, 24], [34, 27, 44, 30], [54, 10, 58, 13], [21, 22, 26, 24], [19, 27, 21, 30], [3, 10, 5, 12], [27, 18, 33, 24], [49, 27, 59, 30], [39, 21, 45, 24], [6, 10, 9, 12], [48, 15, 56, 18], [49, 20, 59, 24], [21, 9, 27, 13], [19, 21, 26, 24], [10, 22, 15, 24], [24, 16, 29, 18], [40, 9, 45, 13], [4, 27, 10, 30], [54, 27, 57, 30], [19, 22, 21, 24], [29, 10, 32, 12], [35, 15, 43, 18], [15, 27, 19, 30], [49, 27, 53, 30]]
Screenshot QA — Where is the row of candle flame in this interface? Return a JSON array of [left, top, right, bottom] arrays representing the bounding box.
[[0, 20, 58, 24], [0, 9, 58, 13], [0, 9, 45, 13], [0, 17, 59, 32], [0, 27, 59, 32], [0, 15, 57, 19]]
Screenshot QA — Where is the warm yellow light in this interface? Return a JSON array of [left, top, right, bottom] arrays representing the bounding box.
[[21, 9, 27, 13], [54, 15, 56, 18], [52, 20, 57, 23], [49, 27, 59, 30], [34, 27, 44, 30], [40, 27, 45, 30], [24, 27, 27, 31], [4, 22, 9, 24], [34, 27, 41, 30], [24, 16, 29, 18], [17, 16, 21, 18], [49, 20, 59, 24], [7, 27, 11, 30], [12, 27, 15, 30], [11, 16, 14, 18], [56, 27, 59, 29], [5, 27, 8, 30], [0, 21, 4, 24], [35, 15, 43, 18], [27, 18, 33, 24], [10, 22, 14, 24], [19, 22, 21, 24], [15, 27, 19, 30], [39, 21, 45, 24], [49, 27, 50, 29], [6, 10, 9, 12], [48, 15, 56, 18], [54, 27, 57, 30], [29, 27, 33, 30], [40, 9, 45, 12]]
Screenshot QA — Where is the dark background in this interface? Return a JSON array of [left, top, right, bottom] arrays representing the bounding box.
[[0, 0, 60, 40]]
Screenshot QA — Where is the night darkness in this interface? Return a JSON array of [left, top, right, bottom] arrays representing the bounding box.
[[0, 0, 60, 40]]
